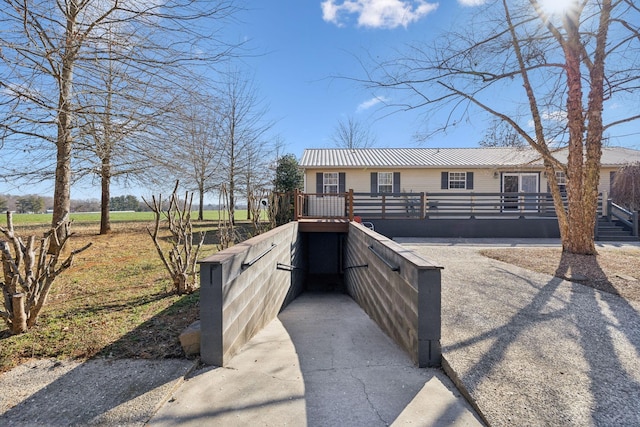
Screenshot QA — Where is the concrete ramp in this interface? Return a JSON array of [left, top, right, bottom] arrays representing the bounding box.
[[149, 294, 483, 426]]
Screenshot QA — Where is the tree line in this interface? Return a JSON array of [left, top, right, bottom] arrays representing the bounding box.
[[0, 194, 147, 213]]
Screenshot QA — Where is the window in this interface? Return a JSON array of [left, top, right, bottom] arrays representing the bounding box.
[[449, 172, 467, 189], [378, 172, 393, 193], [370, 172, 400, 194], [323, 172, 339, 194], [441, 172, 474, 190]]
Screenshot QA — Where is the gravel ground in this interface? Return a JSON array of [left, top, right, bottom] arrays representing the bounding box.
[[0, 358, 194, 426], [399, 240, 640, 427], [481, 246, 640, 302]]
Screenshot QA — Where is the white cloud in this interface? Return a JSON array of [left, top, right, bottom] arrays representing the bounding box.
[[542, 110, 568, 122], [527, 110, 568, 128], [457, 0, 487, 6], [321, 0, 439, 29], [357, 96, 389, 111]]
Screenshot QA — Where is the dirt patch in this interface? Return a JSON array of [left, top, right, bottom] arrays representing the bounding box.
[[481, 246, 640, 302]]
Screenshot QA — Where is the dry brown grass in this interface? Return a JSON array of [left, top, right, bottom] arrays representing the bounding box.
[[481, 246, 640, 302], [0, 220, 221, 373]]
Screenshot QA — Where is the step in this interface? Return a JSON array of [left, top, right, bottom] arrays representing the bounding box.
[[597, 236, 638, 242]]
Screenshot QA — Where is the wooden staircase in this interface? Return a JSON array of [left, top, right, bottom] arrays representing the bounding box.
[[596, 217, 638, 241]]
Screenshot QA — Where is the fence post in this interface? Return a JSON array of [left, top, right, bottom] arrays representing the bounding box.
[[470, 193, 475, 219], [294, 189, 300, 220], [348, 189, 354, 221], [382, 194, 386, 219], [633, 211, 639, 238], [420, 192, 426, 220]]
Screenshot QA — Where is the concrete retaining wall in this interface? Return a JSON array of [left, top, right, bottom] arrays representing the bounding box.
[[344, 222, 443, 367], [198, 222, 304, 366]]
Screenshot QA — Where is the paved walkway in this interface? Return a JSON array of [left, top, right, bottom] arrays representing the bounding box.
[[148, 293, 483, 426], [399, 238, 640, 426]]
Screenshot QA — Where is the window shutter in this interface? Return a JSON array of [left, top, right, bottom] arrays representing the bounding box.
[[441, 172, 448, 189], [393, 172, 401, 193], [339, 173, 346, 193], [316, 172, 323, 194], [466, 172, 474, 190], [371, 172, 378, 193]]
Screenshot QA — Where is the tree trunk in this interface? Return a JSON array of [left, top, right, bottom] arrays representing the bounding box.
[[561, 7, 596, 255], [51, 9, 78, 250], [100, 159, 112, 235], [11, 292, 27, 334], [198, 185, 204, 221]]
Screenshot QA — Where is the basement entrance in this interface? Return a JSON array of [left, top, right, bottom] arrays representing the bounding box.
[[302, 232, 346, 293], [198, 221, 442, 368]]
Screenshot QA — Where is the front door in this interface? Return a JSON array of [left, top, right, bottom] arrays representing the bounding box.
[[502, 173, 539, 212]]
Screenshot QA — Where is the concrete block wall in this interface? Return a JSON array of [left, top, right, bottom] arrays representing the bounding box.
[[199, 222, 304, 366], [345, 222, 443, 367]]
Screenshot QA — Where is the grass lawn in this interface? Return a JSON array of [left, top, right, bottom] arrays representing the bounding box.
[[0, 218, 259, 373], [9, 209, 256, 225]]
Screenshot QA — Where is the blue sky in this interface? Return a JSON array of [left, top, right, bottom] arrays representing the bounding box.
[[234, 0, 639, 161], [232, 0, 482, 159]]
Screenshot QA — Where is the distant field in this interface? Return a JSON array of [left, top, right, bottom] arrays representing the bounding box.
[[8, 210, 254, 225]]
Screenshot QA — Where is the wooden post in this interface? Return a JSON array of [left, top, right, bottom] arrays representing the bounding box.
[[601, 191, 608, 217], [382, 194, 386, 219], [294, 189, 300, 220], [470, 193, 475, 218], [348, 189, 354, 221]]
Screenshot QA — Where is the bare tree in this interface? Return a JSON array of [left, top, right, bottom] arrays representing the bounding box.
[[144, 182, 205, 295], [360, 0, 640, 254], [1, 212, 91, 334], [479, 118, 526, 148], [216, 70, 274, 224], [242, 141, 273, 221], [74, 31, 173, 234], [0, 0, 240, 242], [162, 92, 224, 221], [611, 163, 640, 212], [331, 116, 377, 149]]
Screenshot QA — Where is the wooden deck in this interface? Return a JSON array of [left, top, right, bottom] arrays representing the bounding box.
[[297, 218, 350, 233]]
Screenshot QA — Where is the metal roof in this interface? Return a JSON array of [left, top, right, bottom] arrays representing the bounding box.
[[299, 147, 640, 168]]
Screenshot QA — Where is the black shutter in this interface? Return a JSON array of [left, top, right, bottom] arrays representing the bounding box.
[[316, 172, 323, 195], [339, 172, 346, 194], [371, 172, 378, 194], [441, 172, 448, 189], [466, 172, 474, 190], [393, 172, 401, 193]]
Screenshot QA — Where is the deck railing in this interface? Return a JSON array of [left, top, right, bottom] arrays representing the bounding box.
[[608, 201, 639, 236], [294, 190, 354, 220], [294, 190, 604, 220]]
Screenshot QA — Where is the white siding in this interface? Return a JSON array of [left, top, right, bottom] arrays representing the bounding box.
[[304, 167, 617, 195]]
